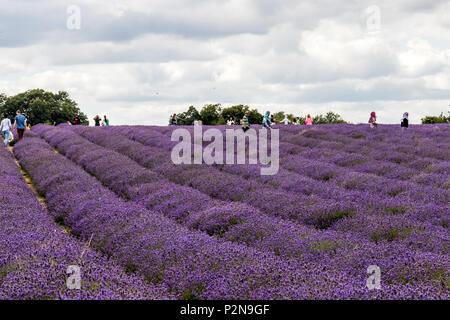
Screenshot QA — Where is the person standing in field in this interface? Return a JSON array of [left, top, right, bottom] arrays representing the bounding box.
[[74, 115, 80, 125], [305, 114, 313, 125], [104, 115, 110, 126], [227, 117, 234, 126], [93, 115, 101, 127], [170, 114, 178, 126], [241, 111, 250, 132], [401, 112, 409, 131], [13, 110, 27, 141], [263, 111, 272, 129], [282, 116, 289, 125], [369, 111, 377, 128], [296, 117, 301, 125], [0, 114, 12, 147]]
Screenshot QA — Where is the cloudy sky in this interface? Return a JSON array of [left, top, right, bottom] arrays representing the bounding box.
[[1, 0, 449, 125]]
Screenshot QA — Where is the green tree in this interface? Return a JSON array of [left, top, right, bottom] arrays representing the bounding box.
[[421, 112, 450, 124], [247, 108, 263, 124], [0, 89, 88, 125], [0, 93, 7, 107], [200, 103, 222, 125], [273, 111, 286, 123], [177, 106, 200, 125], [313, 111, 346, 124], [323, 111, 346, 124], [221, 104, 249, 123], [286, 113, 295, 123]]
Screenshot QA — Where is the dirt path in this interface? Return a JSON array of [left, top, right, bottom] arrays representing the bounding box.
[[7, 145, 47, 210]]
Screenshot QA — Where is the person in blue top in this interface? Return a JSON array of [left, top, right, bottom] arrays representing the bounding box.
[[262, 111, 272, 129], [13, 110, 27, 141]]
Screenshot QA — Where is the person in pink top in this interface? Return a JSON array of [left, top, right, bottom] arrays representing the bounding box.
[[304, 114, 313, 125], [369, 111, 377, 128]]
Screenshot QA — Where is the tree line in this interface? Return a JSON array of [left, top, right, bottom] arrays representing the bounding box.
[[175, 104, 347, 125], [421, 111, 450, 124], [0, 89, 89, 125]]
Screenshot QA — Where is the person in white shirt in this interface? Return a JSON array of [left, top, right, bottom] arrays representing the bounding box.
[[282, 116, 289, 125], [1, 115, 12, 147], [227, 117, 235, 126]]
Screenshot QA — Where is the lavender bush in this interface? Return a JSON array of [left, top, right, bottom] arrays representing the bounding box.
[[0, 141, 171, 300], [21, 123, 449, 299]]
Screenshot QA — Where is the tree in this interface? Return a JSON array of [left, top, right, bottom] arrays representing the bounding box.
[[247, 109, 263, 124], [286, 113, 295, 123], [0, 93, 7, 108], [200, 103, 222, 125], [313, 111, 346, 124], [273, 111, 286, 123], [421, 112, 450, 124], [221, 104, 249, 123], [323, 111, 346, 124], [177, 106, 200, 125], [0, 89, 88, 125]]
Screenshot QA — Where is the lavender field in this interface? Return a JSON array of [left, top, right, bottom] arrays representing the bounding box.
[[1, 123, 449, 300]]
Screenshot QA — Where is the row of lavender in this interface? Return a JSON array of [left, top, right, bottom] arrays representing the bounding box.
[[124, 124, 449, 201], [63, 124, 446, 253], [0, 136, 169, 299], [98, 125, 448, 243], [30, 126, 379, 270], [35, 126, 444, 259], [13, 130, 386, 299], [145, 124, 449, 187], [278, 125, 449, 188], [29, 124, 449, 298]]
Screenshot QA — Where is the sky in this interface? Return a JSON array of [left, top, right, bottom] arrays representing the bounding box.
[[0, 0, 449, 125]]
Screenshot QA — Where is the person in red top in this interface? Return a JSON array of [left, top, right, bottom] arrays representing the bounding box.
[[369, 111, 377, 128], [74, 116, 80, 125]]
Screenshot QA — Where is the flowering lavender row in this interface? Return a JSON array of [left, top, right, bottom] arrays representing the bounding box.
[[14, 134, 387, 299], [172, 125, 448, 201], [109, 125, 448, 207], [28, 125, 450, 298], [32, 125, 379, 262], [50, 126, 449, 263], [45, 124, 363, 232], [282, 124, 450, 161], [100, 126, 449, 256], [56, 124, 449, 264], [37, 124, 448, 298], [277, 130, 449, 189], [31, 126, 450, 298], [0, 140, 170, 300], [280, 125, 450, 173], [154, 124, 449, 186], [106, 125, 448, 231]]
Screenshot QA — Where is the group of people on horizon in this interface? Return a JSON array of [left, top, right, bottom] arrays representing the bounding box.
[[92, 115, 110, 127], [368, 111, 409, 131], [167, 110, 411, 130]]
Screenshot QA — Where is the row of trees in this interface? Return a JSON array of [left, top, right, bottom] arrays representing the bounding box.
[[421, 111, 450, 124], [0, 89, 89, 125], [175, 104, 346, 125]]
